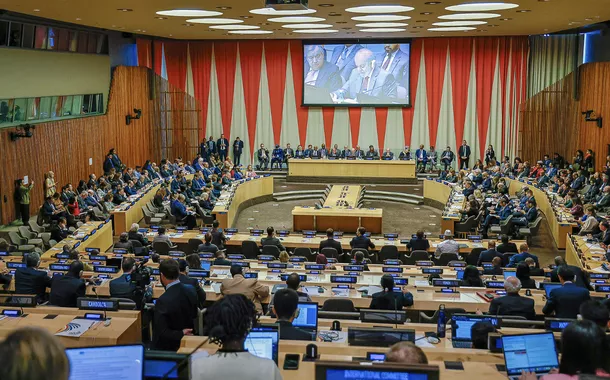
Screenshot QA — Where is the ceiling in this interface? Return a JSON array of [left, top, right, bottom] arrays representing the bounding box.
[[0, 0, 608, 39]]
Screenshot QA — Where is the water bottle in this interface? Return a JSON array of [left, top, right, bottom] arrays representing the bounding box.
[[436, 304, 446, 338]]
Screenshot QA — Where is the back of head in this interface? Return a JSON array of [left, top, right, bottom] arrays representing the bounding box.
[[122, 257, 136, 273], [355, 251, 364, 263], [68, 261, 84, 278], [380, 274, 395, 292], [504, 276, 522, 294], [326, 228, 334, 238], [524, 257, 535, 267], [25, 252, 40, 268], [386, 342, 428, 364], [279, 251, 289, 263], [560, 320, 607, 375], [501, 235, 509, 244], [558, 266, 575, 282], [554, 256, 566, 266], [178, 259, 188, 273], [579, 300, 610, 329], [273, 288, 299, 320], [119, 232, 129, 242], [519, 243, 529, 253], [487, 240, 496, 249], [159, 259, 180, 281], [151, 253, 160, 263], [213, 220, 220, 229], [286, 273, 301, 290], [158, 227, 166, 235], [204, 233, 212, 243], [358, 226, 366, 236], [204, 294, 256, 347], [516, 262, 530, 280], [186, 254, 201, 269], [471, 321, 496, 349], [316, 254, 328, 265], [230, 264, 243, 277], [492, 256, 502, 266], [464, 265, 480, 281], [416, 230, 424, 239], [0, 327, 69, 380], [267, 226, 274, 236]]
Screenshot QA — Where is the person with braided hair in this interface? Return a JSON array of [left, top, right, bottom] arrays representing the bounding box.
[[191, 294, 282, 379]]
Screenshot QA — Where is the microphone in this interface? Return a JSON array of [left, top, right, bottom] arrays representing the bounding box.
[[91, 286, 107, 320], [161, 337, 211, 380]]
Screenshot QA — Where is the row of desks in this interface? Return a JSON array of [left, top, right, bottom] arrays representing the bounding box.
[[211, 176, 274, 229], [41, 221, 114, 259]]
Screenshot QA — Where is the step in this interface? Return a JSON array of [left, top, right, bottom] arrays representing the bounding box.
[[366, 190, 423, 200], [363, 196, 423, 205], [273, 190, 325, 197], [274, 194, 322, 202]]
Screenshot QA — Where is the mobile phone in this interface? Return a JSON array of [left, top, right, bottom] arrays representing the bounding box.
[[283, 354, 300, 370]]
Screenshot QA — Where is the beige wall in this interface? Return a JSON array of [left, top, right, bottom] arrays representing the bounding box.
[[0, 48, 111, 111]]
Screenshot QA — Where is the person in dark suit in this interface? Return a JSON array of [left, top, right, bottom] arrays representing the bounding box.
[[592, 221, 610, 246], [50, 217, 70, 242], [550, 256, 592, 290], [407, 230, 430, 252], [515, 262, 537, 289], [579, 300, 610, 328], [350, 227, 375, 251], [272, 289, 315, 341], [261, 226, 285, 252], [128, 223, 150, 247], [489, 277, 536, 319], [210, 220, 227, 250], [441, 146, 455, 171], [216, 134, 229, 161], [483, 257, 504, 276], [178, 259, 206, 309], [543, 266, 591, 319], [497, 235, 518, 254], [319, 228, 343, 256], [109, 257, 141, 306], [213, 250, 232, 266], [198, 233, 219, 254], [15, 252, 52, 304], [233, 137, 244, 166], [49, 261, 86, 307], [152, 259, 198, 351], [334, 49, 397, 103], [103, 153, 115, 174], [508, 243, 539, 268], [206, 136, 216, 156], [477, 240, 502, 266], [458, 140, 471, 170], [525, 258, 545, 277], [376, 44, 410, 98], [304, 45, 342, 97], [370, 275, 413, 310], [330, 43, 363, 83]]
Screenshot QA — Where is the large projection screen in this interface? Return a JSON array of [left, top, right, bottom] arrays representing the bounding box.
[[302, 39, 411, 107]]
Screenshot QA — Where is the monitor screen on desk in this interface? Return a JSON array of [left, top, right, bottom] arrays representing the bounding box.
[[66, 345, 144, 380], [293, 302, 318, 330], [451, 314, 500, 341], [542, 283, 562, 298], [360, 309, 407, 324], [245, 326, 279, 364], [348, 327, 415, 347], [315, 362, 439, 380], [502, 333, 559, 377], [144, 351, 189, 379]]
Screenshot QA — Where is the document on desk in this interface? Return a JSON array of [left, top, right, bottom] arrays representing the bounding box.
[[55, 318, 97, 338], [302, 286, 321, 296]]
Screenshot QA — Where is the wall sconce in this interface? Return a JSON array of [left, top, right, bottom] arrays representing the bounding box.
[[126, 108, 142, 125], [582, 110, 602, 128], [10, 124, 35, 141]]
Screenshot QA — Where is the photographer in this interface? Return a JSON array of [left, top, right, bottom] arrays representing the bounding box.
[[109, 257, 151, 309]]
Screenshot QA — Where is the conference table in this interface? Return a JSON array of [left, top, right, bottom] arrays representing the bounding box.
[[211, 176, 274, 229], [565, 234, 608, 272], [287, 158, 417, 184], [41, 220, 113, 259], [110, 179, 166, 237], [423, 180, 464, 235]]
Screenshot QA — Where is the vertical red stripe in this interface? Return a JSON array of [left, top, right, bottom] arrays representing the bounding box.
[[322, 107, 335, 148], [402, 39, 423, 147], [264, 41, 290, 145], [449, 38, 474, 151], [239, 41, 264, 154], [375, 108, 389, 150], [474, 37, 499, 158], [497, 38, 509, 158], [214, 42, 238, 138], [153, 40, 163, 76], [424, 38, 449, 147], [348, 108, 362, 148], [164, 41, 188, 91], [289, 41, 309, 147], [189, 42, 213, 142], [136, 38, 152, 69]]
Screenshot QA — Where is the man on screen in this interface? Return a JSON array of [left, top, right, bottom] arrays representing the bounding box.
[[376, 44, 410, 99], [304, 45, 342, 92], [332, 49, 397, 103], [330, 43, 363, 83]]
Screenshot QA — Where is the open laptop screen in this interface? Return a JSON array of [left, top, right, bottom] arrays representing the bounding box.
[[451, 314, 500, 341], [66, 345, 144, 380], [502, 333, 559, 377], [245, 326, 279, 364], [293, 302, 318, 330]]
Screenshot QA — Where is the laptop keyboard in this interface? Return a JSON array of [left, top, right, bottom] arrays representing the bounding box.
[[452, 341, 473, 349]]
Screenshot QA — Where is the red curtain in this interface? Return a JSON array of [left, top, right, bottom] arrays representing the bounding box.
[[189, 42, 213, 142]]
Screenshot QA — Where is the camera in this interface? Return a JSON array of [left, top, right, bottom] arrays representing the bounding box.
[[130, 262, 152, 289]]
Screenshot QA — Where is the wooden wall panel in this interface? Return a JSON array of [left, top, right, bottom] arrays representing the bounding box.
[[520, 62, 610, 168]]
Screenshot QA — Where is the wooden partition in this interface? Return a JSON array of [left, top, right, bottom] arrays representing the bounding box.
[[519, 62, 610, 169]]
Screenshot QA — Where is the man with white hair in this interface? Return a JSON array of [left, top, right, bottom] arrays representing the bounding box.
[[128, 223, 150, 247], [434, 230, 459, 259], [488, 276, 535, 319]]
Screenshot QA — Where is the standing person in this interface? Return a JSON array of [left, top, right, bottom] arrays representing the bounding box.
[[485, 145, 496, 166], [221, 265, 270, 314], [217, 134, 229, 161], [233, 137, 244, 166], [207, 136, 216, 156], [543, 266, 591, 319], [17, 178, 34, 225], [458, 140, 471, 169], [44, 171, 56, 198]]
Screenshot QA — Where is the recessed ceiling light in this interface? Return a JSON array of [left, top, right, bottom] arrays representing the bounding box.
[[169, 34, 173, 36], [446, 3, 518, 12], [33, 9, 40, 12], [425, 1, 442, 4], [229, 30, 273, 34], [351, 14, 411, 21], [345, 5, 414, 13], [118, 8, 133, 12], [268, 16, 325, 23], [142, 30, 147, 33], [499, 17, 512, 20], [282, 23, 333, 28], [428, 26, 477, 31], [412, 26, 423, 28], [336, 21, 348, 24], [183, 23, 195, 27], [516, 10, 531, 13], [186, 18, 244, 24], [421, 12, 433, 15], [240, 15, 252, 19], [249, 8, 316, 15], [216, 6, 232, 10], [76, 17, 81, 20], [134, 29, 141, 32], [438, 13, 501, 19], [155, 17, 167, 20], [292, 29, 338, 33], [328, 12, 342, 16], [157, 9, 222, 17], [359, 28, 406, 32], [355, 22, 408, 27], [416, 20, 428, 22], [319, 3, 334, 6], [433, 20, 487, 26], [488, 24, 499, 27], [210, 24, 260, 30]]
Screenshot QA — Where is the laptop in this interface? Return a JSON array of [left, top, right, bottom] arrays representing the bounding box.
[[245, 325, 279, 364], [144, 351, 189, 379], [66, 345, 144, 380], [502, 332, 559, 379], [347, 327, 415, 347], [542, 282, 562, 298], [503, 269, 516, 279], [314, 362, 440, 380], [292, 302, 318, 340], [450, 314, 501, 349]]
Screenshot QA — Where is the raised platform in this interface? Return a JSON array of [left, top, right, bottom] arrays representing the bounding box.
[[287, 158, 418, 184]]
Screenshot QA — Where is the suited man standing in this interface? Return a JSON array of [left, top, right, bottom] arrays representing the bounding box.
[[350, 227, 375, 251], [489, 277, 535, 320], [304, 45, 342, 100], [458, 140, 471, 169], [152, 259, 198, 351], [109, 257, 141, 307], [221, 264, 270, 314], [233, 137, 244, 166], [333, 49, 397, 103], [178, 259, 206, 309], [376, 44, 410, 99], [49, 261, 86, 307], [15, 252, 52, 304], [217, 134, 229, 161], [543, 266, 590, 319], [210, 220, 227, 250], [550, 256, 591, 290], [330, 43, 363, 83], [206, 136, 216, 156], [477, 240, 502, 266], [319, 228, 343, 256]]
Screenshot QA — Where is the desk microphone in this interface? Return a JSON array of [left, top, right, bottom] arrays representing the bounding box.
[[91, 286, 107, 320], [331, 320, 341, 331]]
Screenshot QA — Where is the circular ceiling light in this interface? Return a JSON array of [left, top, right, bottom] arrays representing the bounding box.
[[359, 28, 406, 32], [249, 7, 316, 15], [355, 22, 408, 27], [282, 23, 333, 28], [351, 14, 411, 22], [433, 20, 487, 26], [293, 29, 338, 33], [445, 2, 518, 12], [438, 12, 501, 19], [229, 30, 273, 34], [268, 16, 326, 23], [186, 18, 244, 24], [428, 26, 477, 31], [210, 24, 260, 30], [345, 5, 414, 13], [156, 9, 222, 17]]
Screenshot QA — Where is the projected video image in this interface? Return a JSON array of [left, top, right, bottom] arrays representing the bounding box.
[[303, 41, 411, 107]]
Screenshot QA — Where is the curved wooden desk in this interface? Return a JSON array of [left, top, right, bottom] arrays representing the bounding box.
[[212, 176, 274, 229], [287, 158, 417, 184]]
